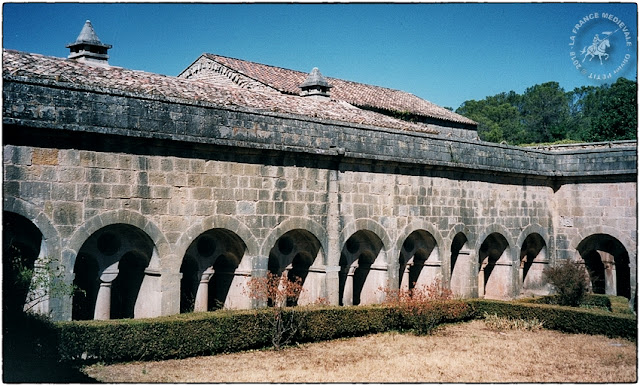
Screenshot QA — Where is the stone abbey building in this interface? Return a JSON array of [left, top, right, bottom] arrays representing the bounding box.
[[3, 21, 637, 321]]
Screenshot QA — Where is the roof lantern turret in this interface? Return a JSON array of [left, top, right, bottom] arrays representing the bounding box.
[[66, 20, 112, 65], [299, 67, 332, 99]]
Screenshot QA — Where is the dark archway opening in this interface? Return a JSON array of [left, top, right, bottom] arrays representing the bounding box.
[[180, 229, 246, 312], [72, 224, 154, 320], [450, 233, 468, 275], [583, 250, 606, 294], [268, 230, 320, 306], [479, 232, 510, 298], [339, 230, 383, 306], [519, 233, 547, 294], [577, 234, 629, 298], [208, 252, 240, 310], [3, 212, 43, 315], [180, 255, 198, 313], [399, 230, 437, 291], [111, 251, 149, 319], [71, 253, 99, 320]]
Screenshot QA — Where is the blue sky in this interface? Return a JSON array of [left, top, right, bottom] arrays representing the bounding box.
[[3, 3, 637, 109]]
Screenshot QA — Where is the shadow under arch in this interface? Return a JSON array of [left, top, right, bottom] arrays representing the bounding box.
[[339, 218, 392, 265], [72, 223, 154, 320], [477, 228, 514, 300], [260, 217, 327, 265], [267, 228, 323, 306], [339, 229, 385, 306], [577, 233, 631, 299], [174, 215, 260, 273], [3, 197, 60, 260], [449, 228, 474, 298], [3, 212, 44, 315], [64, 210, 168, 272], [398, 229, 440, 291], [180, 228, 247, 312], [518, 231, 549, 296], [3, 199, 65, 318]]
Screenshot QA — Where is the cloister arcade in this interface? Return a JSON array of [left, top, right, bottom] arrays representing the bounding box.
[[4, 210, 634, 321], [577, 233, 631, 299]]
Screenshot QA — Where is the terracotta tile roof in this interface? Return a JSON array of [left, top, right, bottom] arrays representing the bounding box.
[[191, 53, 476, 127], [3, 49, 446, 135]]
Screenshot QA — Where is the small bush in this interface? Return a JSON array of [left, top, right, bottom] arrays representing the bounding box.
[[543, 260, 590, 306], [245, 272, 305, 350], [381, 279, 472, 335]]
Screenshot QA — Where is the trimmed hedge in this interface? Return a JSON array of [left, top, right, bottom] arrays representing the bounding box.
[[468, 299, 637, 340], [53, 298, 635, 365], [57, 306, 399, 364], [609, 296, 636, 315], [520, 294, 613, 311], [57, 302, 470, 364], [58, 309, 272, 363]]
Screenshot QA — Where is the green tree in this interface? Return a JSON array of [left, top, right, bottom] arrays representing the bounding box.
[[456, 92, 524, 144], [584, 77, 637, 142], [521, 82, 570, 143], [566, 85, 600, 141], [456, 78, 637, 145]]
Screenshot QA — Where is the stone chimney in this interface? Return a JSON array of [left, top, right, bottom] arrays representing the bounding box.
[[299, 67, 332, 100], [66, 20, 112, 65]]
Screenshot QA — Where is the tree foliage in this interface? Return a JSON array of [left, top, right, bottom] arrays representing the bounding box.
[[456, 77, 637, 145]]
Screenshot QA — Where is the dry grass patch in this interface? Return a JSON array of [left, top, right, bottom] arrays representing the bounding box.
[[84, 320, 636, 383]]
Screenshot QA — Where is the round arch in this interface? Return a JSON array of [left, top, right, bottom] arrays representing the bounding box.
[[3, 197, 60, 263], [474, 223, 517, 263], [396, 221, 444, 258], [475, 224, 517, 300], [571, 225, 636, 259], [63, 210, 169, 272], [447, 224, 475, 298], [260, 217, 327, 262], [260, 218, 328, 306], [397, 221, 444, 291], [174, 215, 259, 273], [516, 224, 553, 262], [575, 231, 632, 299], [339, 218, 392, 266], [516, 224, 552, 296], [4, 198, 63, 319]]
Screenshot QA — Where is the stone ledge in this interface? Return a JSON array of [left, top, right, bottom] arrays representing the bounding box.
[[3, 80, 637, 180]]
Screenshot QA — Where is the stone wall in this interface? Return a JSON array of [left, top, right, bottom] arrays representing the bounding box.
[[3, 76, 637, 321]]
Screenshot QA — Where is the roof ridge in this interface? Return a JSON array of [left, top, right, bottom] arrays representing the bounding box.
[[203, 53, 308, 76], [205, 53, 423, 97], [203, 53, 474, 124]]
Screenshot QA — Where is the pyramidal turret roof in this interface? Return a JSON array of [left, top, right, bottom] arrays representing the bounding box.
[[67, 20, 111, 48], [66, 20, 112, 64], [300, 68, 331, 89]]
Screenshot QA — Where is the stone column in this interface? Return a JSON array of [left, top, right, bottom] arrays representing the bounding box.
[[194, 269, 214, 312], [478, 258, 488, 299], [94, 265, 119, 320], [401, 263, 411, 290], [343, 264, 357, 306], [326, 161, 342, 305], [518, 257, 526, 294], [600, 251, 617, 295], [451, 250, 473, 298]]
